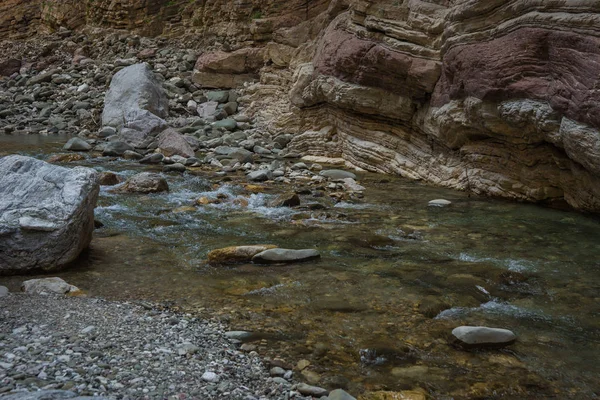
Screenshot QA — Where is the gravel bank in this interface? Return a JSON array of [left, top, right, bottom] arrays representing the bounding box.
[[0, 293, 306, 399]]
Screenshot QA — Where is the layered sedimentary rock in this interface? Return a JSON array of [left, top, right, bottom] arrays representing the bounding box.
[[271, 0, 600, 211], [2, 0, 600, 211]]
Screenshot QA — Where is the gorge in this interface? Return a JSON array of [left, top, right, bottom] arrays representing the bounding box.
[[0, 1, 599, 399]]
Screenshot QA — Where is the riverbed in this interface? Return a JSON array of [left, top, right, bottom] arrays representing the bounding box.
[[2, 133, 599, 399]]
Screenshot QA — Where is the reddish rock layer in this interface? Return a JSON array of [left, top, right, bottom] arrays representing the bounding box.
[[432, 28, 600, 131]]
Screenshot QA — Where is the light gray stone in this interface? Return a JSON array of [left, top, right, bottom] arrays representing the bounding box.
[[102, 63, 168, 131], [297, 383, 328, 397], [224, 331, 253, 340], [328, 389, 356, 400], [252, 248, 320, 264], [0, 155, 99, 275], [319, 169, 357, 180], [428, 199, 452, 207], [102, 63, 169, 144], [63, 137, 92, 152], [21, 277, 80, 295], [452, 326, 516, 348], [0, 286, 8, 297]]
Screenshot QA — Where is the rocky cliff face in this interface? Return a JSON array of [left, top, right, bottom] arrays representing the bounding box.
[[2, 0, 600, 211]]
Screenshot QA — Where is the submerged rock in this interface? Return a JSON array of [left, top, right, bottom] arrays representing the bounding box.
[[320, 169, 357, 180], [111, 172, 168, 194], [208, 245, 278, 264], [270, 193, 300, 207], [21, 277, 81, 295], [452, 326, 516, 348], [252, 248, 320, 264], [0, 155, 99, 275]]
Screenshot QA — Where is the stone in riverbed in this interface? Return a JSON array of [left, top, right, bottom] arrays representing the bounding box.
[[320, 169, 357, 180], [270, 193, 301, 207], [0, 390, 110, 399], [224, 331, 254, 340], [201, 371, 219, 383], [451, 326, 516, 348], [139, 153, 164, 164], [102, 63, 168, 130], [102, 141, 134, 157], [428, 199, 452, 207], [157, 128, 195, 158], [207, 245, 278, 264], [0, 155, 98, 275], [328, 389, 357, 400], [212, 118, 237, 131], [63, 137, 92, 152], [110, 172, 168, 194], [47, 153, 85, 163], [21, 277, 80, 295], [297, 383, 328, 397], [0, 286, 8, 297], [163, 163, 186, 173], [247, 170, 272, 182], [252, 248, 320, 264], [97, 172, 120, 186]]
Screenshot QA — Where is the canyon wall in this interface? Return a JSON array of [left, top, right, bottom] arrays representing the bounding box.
[[2, 0, 600, 211]]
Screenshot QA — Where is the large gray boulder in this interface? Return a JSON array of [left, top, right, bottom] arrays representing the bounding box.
[[0, 155, 99, 275], [102, 63, 168, 142]]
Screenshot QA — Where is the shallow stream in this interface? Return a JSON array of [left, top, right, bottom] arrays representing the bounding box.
[[2, 134, 600, 399]]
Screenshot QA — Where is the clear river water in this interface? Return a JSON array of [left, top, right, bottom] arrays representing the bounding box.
[[1, 133, 600, 399]]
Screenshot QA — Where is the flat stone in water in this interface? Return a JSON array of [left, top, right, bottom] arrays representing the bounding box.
[[320, 169, 357, 180], [0, 286, 8, 297], [297, 383, 328, 397], [252, 248, 320, 264], [328, 389, 356, 400], [428, 199, 452, 207], [207, 245, 277, 264], [452, 326, 516, 348]]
